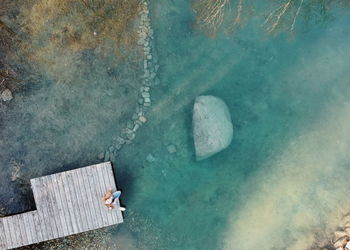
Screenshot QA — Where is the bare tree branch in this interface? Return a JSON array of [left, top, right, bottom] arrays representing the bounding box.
[[291, 0, 304, 31], [265, 0, 292, 33], [233, 0, 243, 26], [193, 0, 230, 34]]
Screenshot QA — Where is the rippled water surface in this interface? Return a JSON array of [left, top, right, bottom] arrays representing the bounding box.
[[2, 0, 350, 249]]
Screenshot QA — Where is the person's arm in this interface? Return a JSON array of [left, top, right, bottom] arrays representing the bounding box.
[[102, 191, 112, 201]]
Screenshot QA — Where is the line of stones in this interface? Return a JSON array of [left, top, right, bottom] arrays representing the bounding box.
[[100, 0, 160, 162]]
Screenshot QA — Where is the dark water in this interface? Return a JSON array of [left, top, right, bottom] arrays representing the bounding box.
[[2, 1, 350, 249]]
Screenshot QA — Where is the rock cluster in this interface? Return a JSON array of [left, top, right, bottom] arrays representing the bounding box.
[[332, 215, 350, 249], [101, 0, 160, 161], [192, 96, 233, 161]]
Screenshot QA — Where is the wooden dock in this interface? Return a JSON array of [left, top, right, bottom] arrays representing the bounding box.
[[0, 162, 124, 249]]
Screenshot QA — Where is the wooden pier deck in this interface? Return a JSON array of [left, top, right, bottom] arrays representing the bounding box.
[[0, 162, 124, 249]]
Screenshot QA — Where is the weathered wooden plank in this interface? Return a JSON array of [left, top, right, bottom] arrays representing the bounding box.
[[0, 218, 7, 249], [18, 214, 29, 246], [7, 216, 17, 248], [20, 214, 29, 246], [61, 171, 79, 234], [31, 178, 50, 241], [56, 172, 74, 235], [66, 170, 83, 233], [94, 165, 112, 226], [78, 167, 100, 230], [45, 177, 61, 239], [10, 215, 20, 248], [102, 163, 118, 225], [102, 162, 120, 225], [93, 164, 112, 227], [32, 211, 44, 243], [14, 214, 24, 248], [29, 212, 38, 243], [105, 163, 123, 223], [85, 165, 105, 229], [50, 174, 69, 237], [99, 164, 119, 225], [37, 177, 57, 240], [22, 213, 33, 245], [25, 211, 37, 244], [71, 169, 89, 232], [24, 211, 36, 244], [2, 217, 13, 249], [77, 168, 94, 230], [44, 175, 63, 238]]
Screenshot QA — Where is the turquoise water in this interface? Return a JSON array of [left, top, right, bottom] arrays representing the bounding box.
[[2, 0, 350, 249]]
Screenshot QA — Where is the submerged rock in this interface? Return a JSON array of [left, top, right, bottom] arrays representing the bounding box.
[[167, 144, 177, 154], [146, 154, 156, 163], [192, 95, 233, 160], [98, 152, 104, 160], [1, 89, 13, 101], [104, 151, 110, 162]]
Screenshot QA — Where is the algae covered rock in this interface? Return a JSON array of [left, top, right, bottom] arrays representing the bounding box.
[[192, 95, 233, 160]]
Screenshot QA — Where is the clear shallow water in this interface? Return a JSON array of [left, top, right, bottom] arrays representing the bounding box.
[[2, 1, 350, 249]]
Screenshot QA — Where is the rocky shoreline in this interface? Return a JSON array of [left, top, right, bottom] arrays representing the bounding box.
[[333, 215, 350, 249], [101, 0, 159, 161]]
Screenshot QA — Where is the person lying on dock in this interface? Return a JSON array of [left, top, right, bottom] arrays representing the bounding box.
[[102, 188, 125, 211]]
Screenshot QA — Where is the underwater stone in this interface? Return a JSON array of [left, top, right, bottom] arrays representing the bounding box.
[[144, 81, 151, 87], [132, 113, 138, 120], [155, 64, 159, 72], [144, 70, 150, 78], [127, 120, 134, 129], [139, 116, 147, 123], [116, 136, 125, 145], [104, 151, 110, 162], [1, 89, 13, 101], [135, 105, 140, 113], [115, 143, 122, 150], [144, 97, 151, 103], [98, 152, 104, 160], [137, 39, 145, 46], [334, 231, 348, 241], [192, 95, 233, 161], [109, 152, 116, 161], [167, 144, 177, 154], [142, 86, 150, 92], [144, 47, 150, 53], [126, 132, 135, 141], [146, 154, 156, 163], [133, 123, 140, 131], [142, 92, 150, 98], [154, 77, 160, 85]]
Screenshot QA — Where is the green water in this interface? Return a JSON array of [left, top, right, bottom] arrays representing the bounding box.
[[2, 0, 350, 249]]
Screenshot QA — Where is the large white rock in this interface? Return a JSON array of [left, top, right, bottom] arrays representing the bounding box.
[[1, 88, 13, 101], [192, 95, 233, 160]]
